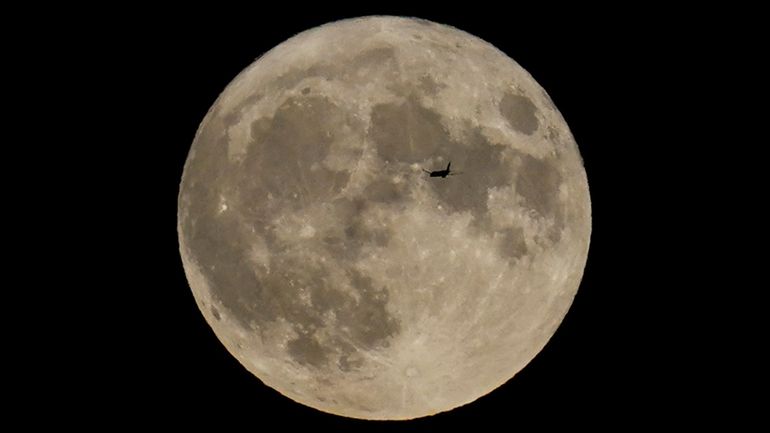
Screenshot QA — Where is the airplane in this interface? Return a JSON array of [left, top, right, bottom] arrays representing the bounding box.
[[422, 161, 459, 178]]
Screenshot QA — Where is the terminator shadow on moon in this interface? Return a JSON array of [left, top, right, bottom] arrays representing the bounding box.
[[178, 16, 591, 421]]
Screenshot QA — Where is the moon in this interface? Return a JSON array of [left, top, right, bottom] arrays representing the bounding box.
[[178, 16, 590, 420]]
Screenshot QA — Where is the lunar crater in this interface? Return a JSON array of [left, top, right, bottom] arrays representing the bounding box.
[[499, 92, 540, 135]]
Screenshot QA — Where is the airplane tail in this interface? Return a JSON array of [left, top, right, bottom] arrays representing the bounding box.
[[446, 161, 451, 171]]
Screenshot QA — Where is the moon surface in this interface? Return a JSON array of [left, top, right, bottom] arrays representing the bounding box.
[[178, 16, 590, 420]]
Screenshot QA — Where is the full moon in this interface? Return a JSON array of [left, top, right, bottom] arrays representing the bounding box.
[[178, 16, 590, 420]]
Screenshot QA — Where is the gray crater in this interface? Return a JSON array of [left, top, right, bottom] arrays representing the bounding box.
[[287, 332, 329, 367], [369, 96, 448, 163], [425, 128, 512, 224], [496, 227, 528, 260], [322, 198, 394, 260], [243, 95, 353, 204], [368, 97, 513, 224], [516, 154, 562, 219], [363, 177, 408, 204], [499, 92, 539, 135]]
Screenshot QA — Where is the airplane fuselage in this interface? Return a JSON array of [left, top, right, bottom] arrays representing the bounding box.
[[426, 162, 452, 178], [428, 170, 450, 178]]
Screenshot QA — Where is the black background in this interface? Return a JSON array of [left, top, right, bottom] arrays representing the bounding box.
[[45, 6, 733, 429]]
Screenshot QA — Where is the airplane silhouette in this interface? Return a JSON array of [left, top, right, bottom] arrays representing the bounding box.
[[423, 161, 458, 178]]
